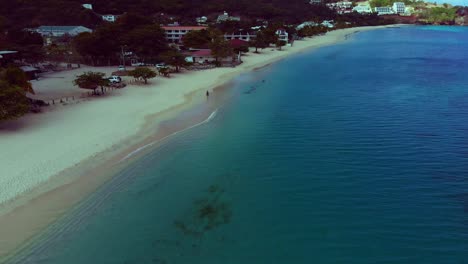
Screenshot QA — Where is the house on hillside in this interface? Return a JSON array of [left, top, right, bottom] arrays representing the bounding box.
[[321, 20, 335, 28], [196, 16, 208, 24], [327, 1, 353, 14], [353, 4, 372, 14], [217, 12, 241, 23], [309, 0, 322, 4], [296, 22, 319, 30], [82, 4, 93, 10], [102, 14, 120, 22], [161, 26, 207, 44], [33, 26, 92, 37], [392, 2, 406, 14], [375, 7, 395, 15]]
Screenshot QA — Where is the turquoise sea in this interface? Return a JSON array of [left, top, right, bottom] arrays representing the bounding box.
[[8, 26, 468, 263]]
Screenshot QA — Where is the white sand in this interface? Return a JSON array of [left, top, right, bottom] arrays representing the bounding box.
[[0, 26, 393, 211]]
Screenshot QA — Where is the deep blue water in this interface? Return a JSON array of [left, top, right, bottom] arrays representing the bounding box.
[[9, 26, 468, 263]]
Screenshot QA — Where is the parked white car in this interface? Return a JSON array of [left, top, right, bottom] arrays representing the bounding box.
[[108, 76, 122, 83], [131, 62, 145, 67], [118, 65, 126, 71]]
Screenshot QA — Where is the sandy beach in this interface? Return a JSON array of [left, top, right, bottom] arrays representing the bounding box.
[[0, 25, 396, 260]]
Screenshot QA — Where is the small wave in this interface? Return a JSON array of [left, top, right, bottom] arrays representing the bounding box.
[[119, 109, 218, 162]]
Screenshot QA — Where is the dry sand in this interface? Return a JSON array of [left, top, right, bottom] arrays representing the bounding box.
[[0, 25, 397, 259]]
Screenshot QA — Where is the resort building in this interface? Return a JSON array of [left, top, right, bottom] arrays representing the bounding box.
[[326, 1, 353, 14], [161, 26, 207, 44], [102, 14, 120, 22], [224, 29, 288, 43], [392, 2, 406, 14], [374, 7, 394, 15], [224, 31, 257, 42], [217, 12, 241, 23], [33, 26, 92, 37], [353, 4, 372, 14]]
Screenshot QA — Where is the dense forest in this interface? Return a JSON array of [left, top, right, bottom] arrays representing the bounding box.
[[0, 0, 339, 30]]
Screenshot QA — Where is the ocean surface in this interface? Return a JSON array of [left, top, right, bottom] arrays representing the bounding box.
[[8, 26, 468, 263]]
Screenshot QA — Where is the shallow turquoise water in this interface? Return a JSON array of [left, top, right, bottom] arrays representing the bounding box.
[[9, 26, 468, 263]]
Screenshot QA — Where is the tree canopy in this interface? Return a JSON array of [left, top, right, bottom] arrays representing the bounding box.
[[161, 48, 187, 72], [0, 67, 32, 121], [129, 67, 157, 84], [182, 29, 212, 49], [74, 71, 108, 94]]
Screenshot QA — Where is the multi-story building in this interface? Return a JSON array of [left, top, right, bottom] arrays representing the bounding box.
[[392, 2, 406, 14], [374, 6, 394, 15], [161, 26, 207, 44], [224, 31, 257, 42], [224, 29, 288, 43], [353, 4, 372, 14], [327, 1, 353, 14]]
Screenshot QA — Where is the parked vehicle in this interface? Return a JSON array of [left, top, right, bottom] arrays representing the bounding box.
[[118, 65, 126, 71], [155, 63, 167, 69], [108, 75, 122, 83], [131, 62, 145, 67]]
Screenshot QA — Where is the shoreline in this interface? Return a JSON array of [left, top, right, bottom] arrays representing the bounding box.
[[0, 25, 399, 261]]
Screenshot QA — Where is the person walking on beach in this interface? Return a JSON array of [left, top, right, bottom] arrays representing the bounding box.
[[206, 90, 210, 98]]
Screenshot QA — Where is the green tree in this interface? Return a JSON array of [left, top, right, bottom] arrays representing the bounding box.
[[209, 37, 233, 64], [161, 48, 186, 72], [0, 67, 34, 94], [129, 67, 157, 84], [182, 29, 212, 49], [276, 40, 286, 50], [0, 80, 30, 121], [74, 72, 108, 94], [250, 31, 268, 53], [124, 24, 168, 62]]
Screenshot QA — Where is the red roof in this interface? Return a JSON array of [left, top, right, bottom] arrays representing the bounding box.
[[162, 26, 207, 31], [230, 39, 249, 48], [190, 49, 212, 57]]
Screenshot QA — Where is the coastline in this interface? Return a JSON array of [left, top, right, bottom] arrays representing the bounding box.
[[0, 25, 398, 261]]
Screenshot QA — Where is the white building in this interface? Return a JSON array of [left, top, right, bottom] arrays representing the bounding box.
[[276, 28, 289, 42], [82, 4, 93, 10], [374, 6, 394, 15], [161, 26, 207, 44], [309, 0, 322, 4], [33, 26, 92, 37], [196, 16, 208, 24], [224, 31, 257, 42], [217, 12, 241, 23], [392, 2, 406, 14], [321, 20, 335, 28], [353, 4, 372, 14], [102, 14, 120, 22], [327, 2, 353, 14], [296, 21, 319, 30]]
